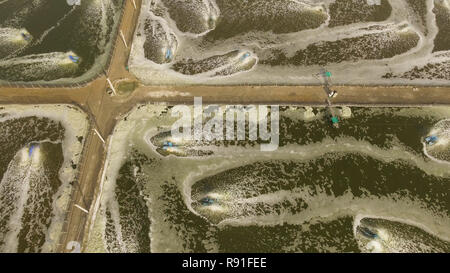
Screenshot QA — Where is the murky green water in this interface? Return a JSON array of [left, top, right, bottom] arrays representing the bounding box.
[[0, 117, 64, 252], [129, 0, 450, 85], [0, 105, 88, 253], [0, 0, 123, 83], [86, 105, 450, 253]]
